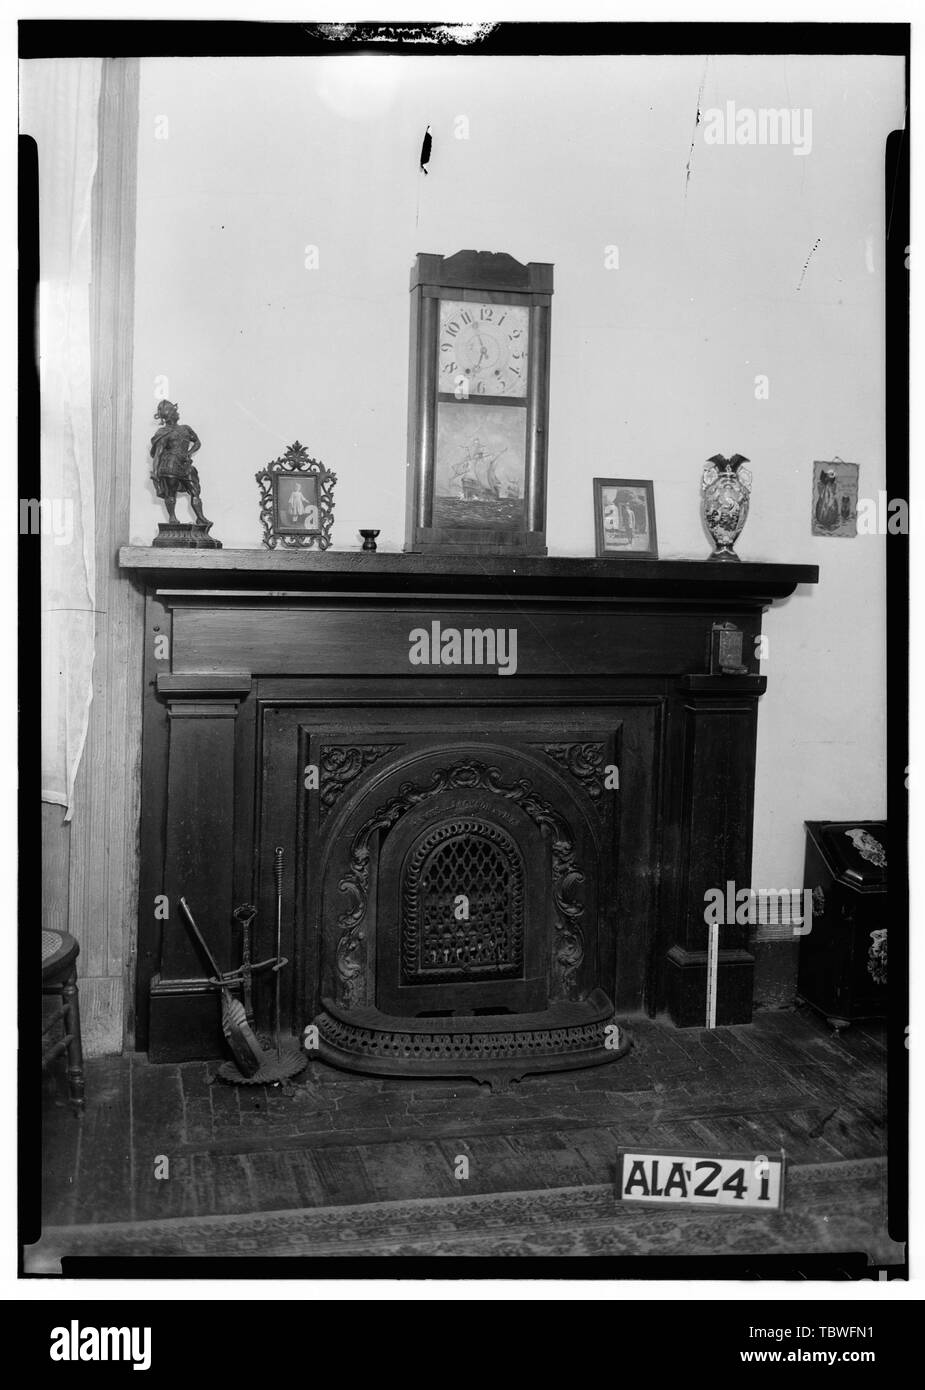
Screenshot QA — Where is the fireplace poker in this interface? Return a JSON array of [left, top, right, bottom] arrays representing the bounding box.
[[274, 847, 285, 1059]]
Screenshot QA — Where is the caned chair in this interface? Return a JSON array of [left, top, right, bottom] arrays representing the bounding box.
[[41, 930, 85, 1114]]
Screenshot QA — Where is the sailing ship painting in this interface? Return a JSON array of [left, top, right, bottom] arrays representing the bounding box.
[[434, 404, 526, 529]]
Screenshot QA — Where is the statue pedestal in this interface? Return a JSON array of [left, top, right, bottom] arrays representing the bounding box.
[[151, 522, 222, 549]]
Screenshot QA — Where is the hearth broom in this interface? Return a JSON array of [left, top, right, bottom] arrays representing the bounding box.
[[179, 897, 264, 1078]]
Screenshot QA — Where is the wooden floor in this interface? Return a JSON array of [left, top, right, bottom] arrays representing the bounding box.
[[37, 1004, 888, 1237]]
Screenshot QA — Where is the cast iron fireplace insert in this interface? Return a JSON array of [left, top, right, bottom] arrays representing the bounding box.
[[311, 735, 622, 1085]]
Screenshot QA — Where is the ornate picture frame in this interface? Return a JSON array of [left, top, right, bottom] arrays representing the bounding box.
[[593, 477, 658, 559], [256, 441, 336, 550]]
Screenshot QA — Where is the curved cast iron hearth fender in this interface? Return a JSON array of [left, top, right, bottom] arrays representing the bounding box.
[[312, 988, 633, 1089]]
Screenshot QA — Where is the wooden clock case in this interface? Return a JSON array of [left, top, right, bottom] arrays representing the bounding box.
[[404, 249, 553, 556]]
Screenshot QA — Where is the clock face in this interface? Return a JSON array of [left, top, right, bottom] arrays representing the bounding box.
[[438, 300, 529, 398]]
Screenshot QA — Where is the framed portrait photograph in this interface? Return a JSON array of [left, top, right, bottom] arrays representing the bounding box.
[[256, 442, 336, 550], [276, 474, 320, 535], [593, 478, 658, 559]]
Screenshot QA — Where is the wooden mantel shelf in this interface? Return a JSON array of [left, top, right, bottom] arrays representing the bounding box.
[[120, 546, 818, 603]]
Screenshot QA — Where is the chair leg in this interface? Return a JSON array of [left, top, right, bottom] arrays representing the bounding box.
[[62, 969, 85, 1114]]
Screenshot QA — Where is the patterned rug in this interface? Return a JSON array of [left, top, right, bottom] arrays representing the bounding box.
[[28, 1158, 901, 1268]]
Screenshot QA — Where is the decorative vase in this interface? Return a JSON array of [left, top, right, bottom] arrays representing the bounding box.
[[701, 454, 752, 562], [359, 529, 380, 552]]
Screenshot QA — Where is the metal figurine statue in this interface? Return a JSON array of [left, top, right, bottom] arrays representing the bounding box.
[[150, 399, 222, 548]]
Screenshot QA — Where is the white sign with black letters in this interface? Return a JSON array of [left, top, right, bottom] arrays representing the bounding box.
[[616, 1148, 785, 1210]]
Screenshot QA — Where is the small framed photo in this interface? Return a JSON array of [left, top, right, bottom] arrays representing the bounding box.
[[277, 474, 320, 535], [593, 478, 658, 559], [256, 442, 336, 550]]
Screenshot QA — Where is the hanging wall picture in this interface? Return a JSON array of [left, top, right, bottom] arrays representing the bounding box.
[[811, 459, 859, 537], [256, 441, 336, 550]]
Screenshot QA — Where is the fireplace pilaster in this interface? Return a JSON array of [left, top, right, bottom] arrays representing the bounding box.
[[664, 673, 768, 1027], [148, 675, 251, 1062]]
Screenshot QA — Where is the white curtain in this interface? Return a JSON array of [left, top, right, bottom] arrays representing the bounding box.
[[21, 59, 101, 819]]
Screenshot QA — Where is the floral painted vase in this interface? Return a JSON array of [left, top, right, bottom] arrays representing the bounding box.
[[701, 453, 752, 562]]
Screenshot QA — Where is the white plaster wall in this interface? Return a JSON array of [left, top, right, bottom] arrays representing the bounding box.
[[130, 53, 903, 890]]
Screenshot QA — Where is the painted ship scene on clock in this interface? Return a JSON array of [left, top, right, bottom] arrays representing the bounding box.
[[21, 17, 909, 1301]]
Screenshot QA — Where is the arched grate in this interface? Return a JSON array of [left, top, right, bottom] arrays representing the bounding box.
[[401, 820, 525, 983]]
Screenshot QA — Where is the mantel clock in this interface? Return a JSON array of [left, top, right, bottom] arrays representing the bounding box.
[[405, 249, 553, 555]]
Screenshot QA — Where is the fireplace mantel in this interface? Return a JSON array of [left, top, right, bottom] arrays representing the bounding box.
[[122, 544, 819, 1068], [120, 546, 816, 602]]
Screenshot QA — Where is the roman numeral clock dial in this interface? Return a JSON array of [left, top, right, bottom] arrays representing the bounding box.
[[406, 250, 553, 557]]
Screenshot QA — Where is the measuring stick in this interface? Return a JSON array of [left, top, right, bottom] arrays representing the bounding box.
[[705, 920, 719, 1029], [274, 848, 284, 1059]]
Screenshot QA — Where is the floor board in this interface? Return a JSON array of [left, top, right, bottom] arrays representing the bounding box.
[[35, 1005, 890, 1259]]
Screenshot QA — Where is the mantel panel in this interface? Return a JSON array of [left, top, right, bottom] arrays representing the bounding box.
[[168, 604, 749, 679]]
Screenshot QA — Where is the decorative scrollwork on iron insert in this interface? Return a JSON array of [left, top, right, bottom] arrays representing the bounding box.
[[333, 759, 587, 1009], [319, 744, 400, 818], [539, 742, 607, 802]]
